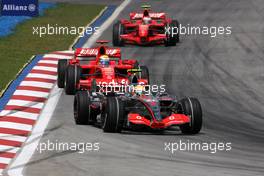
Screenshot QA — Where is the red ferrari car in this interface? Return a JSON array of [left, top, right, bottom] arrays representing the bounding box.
[[57, 41, 149, 95], [113, 5, 179, 46]]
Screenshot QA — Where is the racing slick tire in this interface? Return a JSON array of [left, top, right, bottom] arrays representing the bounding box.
[[65, 65, 80, 95], [178, 97, 202, 134], [74, 91, 95, 125], [113, 21, 124, 46], [57, 59, 68, 88], [165, 20, 179, 46], [139, 65, 150, 84], [102, 97, 125, 133]]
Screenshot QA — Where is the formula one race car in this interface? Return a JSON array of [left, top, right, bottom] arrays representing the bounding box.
[[57, 40, 149, 95], [73, 84, 202, 134], [113, 5, 179, 46]]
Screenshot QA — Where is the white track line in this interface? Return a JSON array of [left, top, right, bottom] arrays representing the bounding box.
[[0, 110, 39, 120], [20, 81, 53, 89], [7, 100, 44, 109], [13, 90, 49, 98], [33, 66, 57, 72], [0, 158, 12, 164], [0, 146, 20, 153], [83, 0, 131, 48], [7, 86, 62, 175], [7, 1, 131, 175], [0, 134, 27, 143], [38, 60, 58, 64], [0, 122, 32, 131], [26, 73, 57, 80]]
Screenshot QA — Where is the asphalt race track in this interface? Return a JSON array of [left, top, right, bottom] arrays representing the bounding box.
[[25, 0, 264, 175]]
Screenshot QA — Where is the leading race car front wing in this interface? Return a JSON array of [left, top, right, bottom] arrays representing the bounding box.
[[128, 113, 190, 129]]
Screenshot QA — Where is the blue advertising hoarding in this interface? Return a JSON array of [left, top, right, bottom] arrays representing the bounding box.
[[1, 0, 39, 16]]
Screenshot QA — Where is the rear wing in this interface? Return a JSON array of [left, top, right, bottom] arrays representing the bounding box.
[[75, 48, 121, 58], [129, 12, 166, 20]]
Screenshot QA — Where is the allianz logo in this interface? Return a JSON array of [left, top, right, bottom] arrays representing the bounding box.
[[2, 4, 36, 12]]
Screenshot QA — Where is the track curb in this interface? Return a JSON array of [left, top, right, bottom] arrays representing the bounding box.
[[0, 5, 117, 175]]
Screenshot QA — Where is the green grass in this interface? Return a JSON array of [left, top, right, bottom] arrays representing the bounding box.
[[0, 3, 104, 94]]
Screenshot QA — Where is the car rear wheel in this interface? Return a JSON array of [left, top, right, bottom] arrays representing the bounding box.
[[178, 97, 203, 134], [73, 91, 91, 125], [64, 65, 80, 95], [102, 97, 125, 133], [74, 91, 95, 125], [113, 21, 124, 46], [57, 59, 68, 88]]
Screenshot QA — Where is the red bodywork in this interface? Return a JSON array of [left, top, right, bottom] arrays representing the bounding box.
[[127, 95, 190, 129], [68, 43, 147, 91], [119, 10, 172, 45], [128, 113, 190, 129]]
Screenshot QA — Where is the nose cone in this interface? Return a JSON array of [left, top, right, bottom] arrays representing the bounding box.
[[141, 96, 162, 120], [139, 25, 149, 37]]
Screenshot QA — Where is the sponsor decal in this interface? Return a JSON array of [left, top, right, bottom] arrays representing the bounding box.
[[1, 0, 39, 16], [131, 13, 165, 19], [78, 48, 119, 56]]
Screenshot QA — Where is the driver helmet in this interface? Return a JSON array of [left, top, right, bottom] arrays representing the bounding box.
[[99, 55, 110, 66], [143, 16, 151, 24]]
